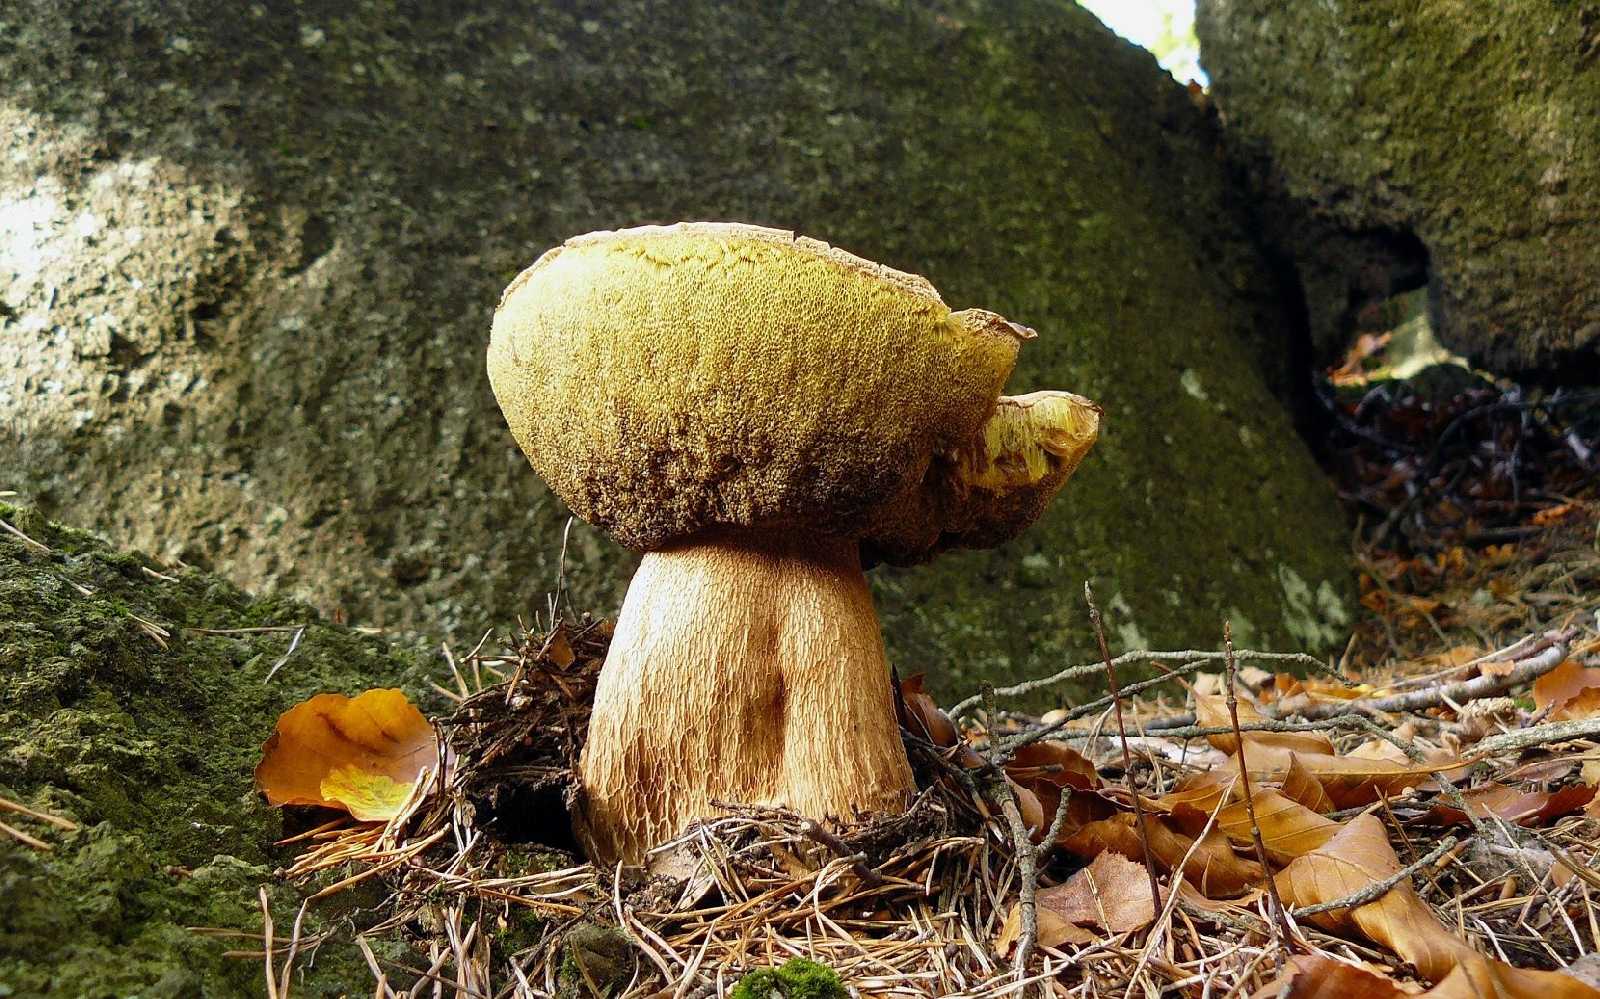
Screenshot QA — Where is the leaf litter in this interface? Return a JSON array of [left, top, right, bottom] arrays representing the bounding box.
[[238, 374, 1600, 997]]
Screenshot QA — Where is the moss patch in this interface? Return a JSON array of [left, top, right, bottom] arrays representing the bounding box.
[[0, 503, 436, 997], [730, 958, 848, 999]]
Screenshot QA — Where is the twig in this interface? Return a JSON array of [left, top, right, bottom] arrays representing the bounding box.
[[1283, 628, 1574, 720], [0, 795, 78, 831], [0, 514, 51, 553], [1292, 836, 1460, 917], [801, 820, 885, 889], [951, 648, 1346, 718], [1087, 583, 1162, 918], [0, 819, 52, 850], [278, 899, 309, 999], [1037, 789, 1073, 858], [983, 683, 1042, 982], [259, 887, 280, 999], [1223, 622, 1295, 956], [1472, 717, 1600, 756]]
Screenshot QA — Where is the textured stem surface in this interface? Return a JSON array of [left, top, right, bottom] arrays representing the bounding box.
[[576, 532, 914, 865]]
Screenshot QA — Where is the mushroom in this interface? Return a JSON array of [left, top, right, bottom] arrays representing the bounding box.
[[487, 222, 1100, 865]]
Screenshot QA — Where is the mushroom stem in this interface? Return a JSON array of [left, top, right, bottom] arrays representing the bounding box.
[[576, 530, 915, 866]]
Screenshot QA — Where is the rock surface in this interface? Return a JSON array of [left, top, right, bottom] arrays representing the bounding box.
[[1197, 0, 1600, 378], [0, 503, 436, 996], [0, 0, 1354, 704]]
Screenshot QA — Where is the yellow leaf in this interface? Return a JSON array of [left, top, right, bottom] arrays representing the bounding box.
[[319, 766, 420, 822], [255, 688, 438, 822]]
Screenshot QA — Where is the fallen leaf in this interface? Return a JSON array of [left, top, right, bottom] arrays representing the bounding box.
[[1533, 660, 1600, 719], [1194, 692, 1335, 761], [1278, 814, 1600, 997], [1154, 770, 1339, 865], [1280, 754, 1337, 814], [543, 626, 576, 668], [1192, 694, 1453, 806], [1219, 788, 1341, 865], [1128, 811, 1263, 897], [996, 850, 1156, 953], [1254, 954, 1410, 999], [1423, 783, 1595, 827], [900, 675, 958, 746], [1006, 740, 1099, 790], [255, 688, 439, 822], [1533, 502, 1579, 526]]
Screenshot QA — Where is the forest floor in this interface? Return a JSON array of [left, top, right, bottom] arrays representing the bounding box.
[[238, 355, 1600, 997]]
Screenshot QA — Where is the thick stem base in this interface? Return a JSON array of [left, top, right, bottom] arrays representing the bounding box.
[[576, 533, 914, 865]]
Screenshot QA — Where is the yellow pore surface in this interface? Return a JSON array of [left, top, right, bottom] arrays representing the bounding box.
[[488, 222, 1027, 552]]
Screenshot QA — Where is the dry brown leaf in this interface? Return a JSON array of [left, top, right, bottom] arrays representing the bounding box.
[[996, 850, 1157, 953], [1062, 812, 1262, 897], [1278, 814, 1600, 997], [1253, 954, 1411, 999], [1533, 659, 1600, 719], [1194, 692, 1336, 760], [255, 688, 439, 822], [1220, 788, 1340, 864], [1556, 688, 1600, 721], [900, 674, 958, 746], [1192, 694, 1454, 806], [544, 627, 577, 668], [1423, 783, 1595, 827], [1533, 501, 1580, 526], [1293, 754, 1448, 809], [1281, 753, 1337, 813], [1006, 740, 1099, 791], [1154, 770, 1338, 865]]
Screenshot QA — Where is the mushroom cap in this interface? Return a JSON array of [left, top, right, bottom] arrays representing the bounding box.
[[488, 222, 1097, 559]]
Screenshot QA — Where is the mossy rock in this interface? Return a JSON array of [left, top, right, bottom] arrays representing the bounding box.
[[731, 958, 848, 999], [1197, 0, 1600, 379], [2, 0, 1354, 708], [0, 503, 435, 997]]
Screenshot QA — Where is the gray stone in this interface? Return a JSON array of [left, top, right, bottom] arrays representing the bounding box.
[[1197, 0, 1600, 378], [0, 0, 1354, 706]]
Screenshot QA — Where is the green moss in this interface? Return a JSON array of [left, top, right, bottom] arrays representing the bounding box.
[[0, 503, 436, 996], [731, 958, 848, 999]]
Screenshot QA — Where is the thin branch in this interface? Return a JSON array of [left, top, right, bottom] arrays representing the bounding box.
[[1292, 835, 1460, 917], [983, 683, 1042, 982], [1223, 622, 1295, 956], [1087, 582, 1162, 918], [951, 647, 1347, 718], [0, 514, 51, 553], [1283, 628, 1574, 720], [1037, 788, 1073, 861], [1473, 717, 1600, 756], [259, 887, 280, 999], [262, 626, 307, 683]]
